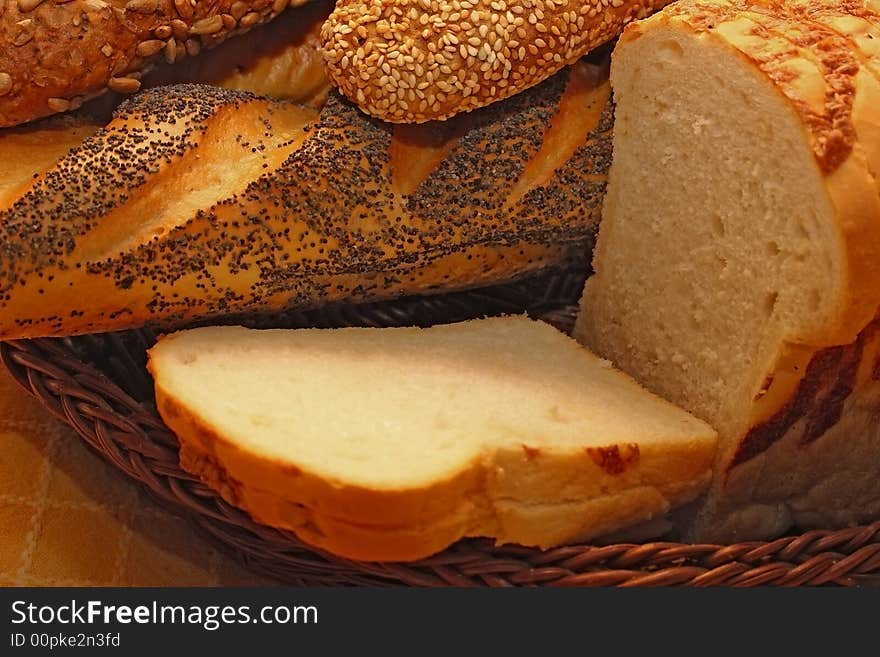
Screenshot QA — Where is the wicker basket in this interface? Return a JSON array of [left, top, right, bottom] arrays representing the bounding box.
[[2, 269, 879, 587]]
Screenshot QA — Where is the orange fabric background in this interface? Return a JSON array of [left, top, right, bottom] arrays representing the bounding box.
[[0, 367, 275, 586]]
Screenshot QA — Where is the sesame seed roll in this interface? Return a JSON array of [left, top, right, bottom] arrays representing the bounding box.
[[321, 0, 670, 123]]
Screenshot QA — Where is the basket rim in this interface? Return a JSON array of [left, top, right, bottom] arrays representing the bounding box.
[[2, 279, 879, 587]]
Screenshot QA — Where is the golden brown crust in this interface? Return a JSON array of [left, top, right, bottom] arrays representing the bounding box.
[[695, 313, 880, 540], [0, 61, 611, 338], [732, 316, 880, 468], [0, 0, 314, 127], [653, 0, 859, 174], [149, 319, 717, 562], [0, 112, 103, 209], [321, 0, 670, 123]]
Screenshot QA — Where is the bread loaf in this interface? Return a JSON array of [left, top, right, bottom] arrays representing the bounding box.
[[147, 316, 717, 562], [0, 60, 612, 339], [0, 0, 313, 127], [574, 0, 880, 541], [321, 0, 670, 123]]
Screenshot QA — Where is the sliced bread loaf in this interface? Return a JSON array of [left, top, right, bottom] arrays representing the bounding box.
[[147, 316, 716, 562], [575, 0, 880, 541]]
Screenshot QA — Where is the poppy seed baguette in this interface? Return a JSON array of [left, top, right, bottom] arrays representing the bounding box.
[[0, 113, 104, 211], [0, 61, 612, 339]]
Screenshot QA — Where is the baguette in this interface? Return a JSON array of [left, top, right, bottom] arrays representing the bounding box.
[[0, 113, 103, 210], [321, 0, 670, 123], [0, 60, 613, 339], [0, 0, 313, 127], [574, 0, 880, 541], [148, 316, 717, 562]]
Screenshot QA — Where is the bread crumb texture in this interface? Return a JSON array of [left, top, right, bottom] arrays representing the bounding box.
[[148, 317, 717, 561]]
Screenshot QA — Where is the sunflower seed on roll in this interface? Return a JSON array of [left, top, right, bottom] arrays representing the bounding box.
[[321, 0, 671, 123]]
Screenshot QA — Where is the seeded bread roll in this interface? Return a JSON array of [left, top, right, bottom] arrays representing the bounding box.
[[0, 0, 313, 128], [0, 60, 612, 338], [321, 0, 670, 123]]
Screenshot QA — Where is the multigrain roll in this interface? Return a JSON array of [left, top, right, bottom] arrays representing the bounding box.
[[0, 60, 613, 338], [0, 0, 313, 127], [321, 0, 670, 123]]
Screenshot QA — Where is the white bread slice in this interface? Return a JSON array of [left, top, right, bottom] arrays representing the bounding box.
[[147, 316, 716, 562], [574, 0, 880, 541]]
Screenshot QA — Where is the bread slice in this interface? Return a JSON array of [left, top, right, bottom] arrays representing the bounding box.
[[147, 316, 717, 562], [574, 0, 880, 541]]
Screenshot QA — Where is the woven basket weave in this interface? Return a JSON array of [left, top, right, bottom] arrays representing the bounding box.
[[2, 269, 879, 587]]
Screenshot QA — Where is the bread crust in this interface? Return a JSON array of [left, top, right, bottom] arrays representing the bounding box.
[[176, 429, 713, 562], [321, 0, 671, 123], [0, 112, 103, 209], [584, 0, 880, 541], [0, 62, 612, 338], [149, 319, 716, 562], [0, 0, 313, 127], [696, 313, 880, 540]]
